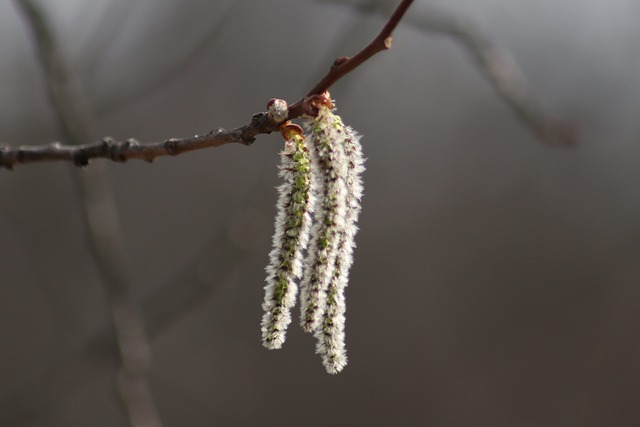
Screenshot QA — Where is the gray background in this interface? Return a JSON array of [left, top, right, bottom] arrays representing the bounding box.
[[1, 0, 639, 426]]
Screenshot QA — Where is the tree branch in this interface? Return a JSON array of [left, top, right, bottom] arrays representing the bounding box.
[[288, 0, 413, 117], [1, 0, 415, 169], [319, 0, 578, 146], [0, 113, 278, 169], [93, 1, 239, 117]]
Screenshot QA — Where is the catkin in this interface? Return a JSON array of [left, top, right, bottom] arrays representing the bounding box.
[[261, 98, 365, 374], [299, 106, 349, 334], [314, 122, 364, 374], [261, 128, 314, 349]]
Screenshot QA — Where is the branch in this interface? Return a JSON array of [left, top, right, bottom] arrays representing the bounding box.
[[1, 0, 415, 169], [319, 0, 578, 146], [0, 113, 278, 169], [93, 2, 240, 117], [288, 0, 413, 116]]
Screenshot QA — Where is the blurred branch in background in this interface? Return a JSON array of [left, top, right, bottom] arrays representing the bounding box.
[[319, 0, 578, 146], [93, 1, 239, 117], [12, 0, 163, 426], [79, 0, 141, 79], [0, 228, 245, 426]]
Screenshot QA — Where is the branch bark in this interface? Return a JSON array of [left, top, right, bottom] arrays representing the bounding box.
[[0, 113, 278, 169]]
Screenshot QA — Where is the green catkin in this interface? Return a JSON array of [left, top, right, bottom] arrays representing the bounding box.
[[261, 98, 365, 375], [261, 129, 314, 349]]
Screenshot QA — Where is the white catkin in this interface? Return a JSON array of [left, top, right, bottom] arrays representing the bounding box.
[[261, 132, 314, 349], [299, 107, 349, 333], [315, 121, 364, 374]]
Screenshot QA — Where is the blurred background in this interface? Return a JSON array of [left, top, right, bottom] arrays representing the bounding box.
[[1, 0, 639, 426]]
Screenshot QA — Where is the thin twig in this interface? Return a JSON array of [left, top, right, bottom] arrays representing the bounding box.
[[288, 0, 413, 117], [13, 1, 164, 426], [94, 1, 239, 117], [319, 0, 577, 145], [1, 0, 414, 169], [0, 113, 278, 169]]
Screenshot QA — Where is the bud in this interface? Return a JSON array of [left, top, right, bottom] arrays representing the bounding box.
[[266, 98, 289, 123]]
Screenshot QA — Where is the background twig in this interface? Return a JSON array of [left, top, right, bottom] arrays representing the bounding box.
[[13, 1, 164, 426], [318, 0, 578, 145], [0, 218, 246, 425]]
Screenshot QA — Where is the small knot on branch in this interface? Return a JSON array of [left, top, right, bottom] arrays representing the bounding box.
[[164, 138, 181, 156], [0, 145, 14, 170], [101, 137, 116, 161], [333, 56, 350, 67], [73, 152, 89, 167], [240, 113, 274, 145], [105, 137, 139, 162]]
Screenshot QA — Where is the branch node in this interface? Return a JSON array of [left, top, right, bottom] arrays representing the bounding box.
[[251, 112, 266, 123], [17, 149, 26, 164], [101, 137, 115, 157], [164, 138, 181, 156], [73, 153, 89, 167], [333, 56, 350, 67], [0, 145, 14, 170], [384, 36, 393, 49]]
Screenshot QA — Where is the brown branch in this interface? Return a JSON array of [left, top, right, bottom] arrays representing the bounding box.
[[0, 113, 278, 169], [319, 0, 578, 146], [1, 0, 414, 169], [288, 0, 414, 117]]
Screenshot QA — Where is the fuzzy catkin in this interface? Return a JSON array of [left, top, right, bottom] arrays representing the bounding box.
[[314, 123, 364, 374], [261, 99, 365, 374], [261, 130, 314, 349], [299, 106, 350, 334]]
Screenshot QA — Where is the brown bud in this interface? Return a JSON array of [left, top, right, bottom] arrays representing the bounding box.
[[302, 92, 334, 117], [280, 122, 304, 141], [333, 56, 349, 67]]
